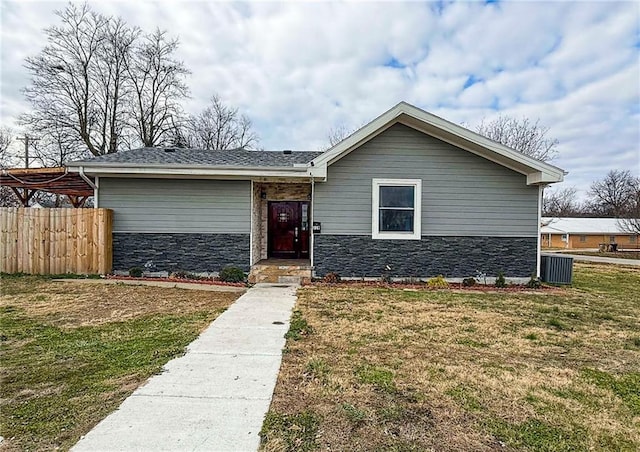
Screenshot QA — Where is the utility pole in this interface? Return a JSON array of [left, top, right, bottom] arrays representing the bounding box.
[[16, 135, 39, 169]]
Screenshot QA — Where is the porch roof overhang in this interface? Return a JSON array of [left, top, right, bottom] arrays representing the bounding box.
[[1, 167, 95, 196], [308, 102, 566, 186]]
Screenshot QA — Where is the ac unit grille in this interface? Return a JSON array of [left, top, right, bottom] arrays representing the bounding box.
[[540, 254, 573, 285]]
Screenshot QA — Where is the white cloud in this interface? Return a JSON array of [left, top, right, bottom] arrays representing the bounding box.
[[0, 0, 638, 198]]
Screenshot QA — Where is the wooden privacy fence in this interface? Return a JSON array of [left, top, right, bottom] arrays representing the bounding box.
[[0, 207, 113, 275]]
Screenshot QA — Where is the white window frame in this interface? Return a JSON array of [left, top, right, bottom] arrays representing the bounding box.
[[372, 178, 421, 240]]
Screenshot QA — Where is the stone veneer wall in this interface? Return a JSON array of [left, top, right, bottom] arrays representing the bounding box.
[[253, 182, 312, 261], [313, 235, 537, 278], [113, 233, 250, 272]]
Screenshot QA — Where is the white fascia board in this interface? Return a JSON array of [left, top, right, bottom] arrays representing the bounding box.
[[311, 101, 565, 185], [308, 164, 327, 179], [68, 165, 311, 179], [527, 170, 565, 185]]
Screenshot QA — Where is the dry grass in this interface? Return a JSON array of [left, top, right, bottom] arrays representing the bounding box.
[[262, 263, 640, 451], [0, 277, 239, 327], [0, 275, 241, 451], [568, 251, 640, 260]]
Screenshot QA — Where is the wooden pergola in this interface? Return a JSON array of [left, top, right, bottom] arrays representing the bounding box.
[[0, 167, 95, 207]]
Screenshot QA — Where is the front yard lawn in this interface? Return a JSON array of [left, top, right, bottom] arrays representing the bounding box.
[[262, 263, 640, 451], [0, 276, 241, 451]]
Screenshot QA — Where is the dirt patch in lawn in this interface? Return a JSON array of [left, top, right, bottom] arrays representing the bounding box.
[[0, 274, 240, 451], [1, 276, 240, 327], [106, 274, 246, 286], [262, 263, 640, 451]]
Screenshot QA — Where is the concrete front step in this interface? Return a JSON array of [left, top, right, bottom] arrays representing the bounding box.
[[248, 264, 312, 284]]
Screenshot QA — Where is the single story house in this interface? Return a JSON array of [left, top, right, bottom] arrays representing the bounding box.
[[67, 102, 565, 279], [541, 217, 638, 249]]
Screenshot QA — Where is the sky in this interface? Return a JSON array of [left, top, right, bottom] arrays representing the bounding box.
[[1, 0, 639, 199]]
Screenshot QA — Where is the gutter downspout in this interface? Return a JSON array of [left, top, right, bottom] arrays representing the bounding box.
[[94, 176, 100, 208], [249, 180, 254, 266], [310, 174, 315, 273], [536, 185, 542, 278], [79, 166, 97, 190]]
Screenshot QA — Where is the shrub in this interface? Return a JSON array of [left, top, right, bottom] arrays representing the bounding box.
[[128, 267, 143, 277], [526, 274, 542, 289], [427, 275, 449, 289], [495, 271, 506, 288], [322, 272, 341, 284], [218, 266, 246, 283], [462, 277, 477, 287]]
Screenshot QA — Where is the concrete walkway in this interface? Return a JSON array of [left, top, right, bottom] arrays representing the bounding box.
[[72, 283, 298, 452]]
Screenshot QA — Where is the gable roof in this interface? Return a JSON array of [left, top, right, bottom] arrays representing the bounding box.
[[541, 217, 635, 234], [310, 102, 565, 185], [67, 102, 565, 184]]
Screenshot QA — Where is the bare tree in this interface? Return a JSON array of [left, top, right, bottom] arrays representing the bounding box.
[[0, 127, 21, 207], [94, 17, 139, 153], [21, 4, 136, 156], [475, 116, 559, 162], [322, 122, 367, 150], [0, 127, 14, 168], [30, 122, 88, 167], [186, 95, 258, 149], [126, 29, 190, 147], [21, 4, 190, 158], [588, 170, 638, 217], [543, 186, 582, 217], [616, 178, 640, 234], [327, 124, 352, 148]]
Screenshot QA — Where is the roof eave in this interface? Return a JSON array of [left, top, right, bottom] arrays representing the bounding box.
[[68, 163, 312, 179], [526, 169, 564, 185]]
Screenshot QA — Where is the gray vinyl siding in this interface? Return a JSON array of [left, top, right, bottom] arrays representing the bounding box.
[[314, 123, 539, 236], [99, 178, 250, 233]]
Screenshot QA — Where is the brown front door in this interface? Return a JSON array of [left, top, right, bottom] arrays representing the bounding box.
[[268, 201, 310, 259]]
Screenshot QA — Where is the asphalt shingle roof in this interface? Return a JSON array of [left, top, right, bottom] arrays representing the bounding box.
[[71, 148, 324, 167]]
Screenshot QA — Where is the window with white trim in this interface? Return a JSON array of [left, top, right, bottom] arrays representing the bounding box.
[[372, 179, 421, 240]]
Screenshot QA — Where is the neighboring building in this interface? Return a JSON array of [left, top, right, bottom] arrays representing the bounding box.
[[541, 217, 639, 249], [67, 102, 565, 279]]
